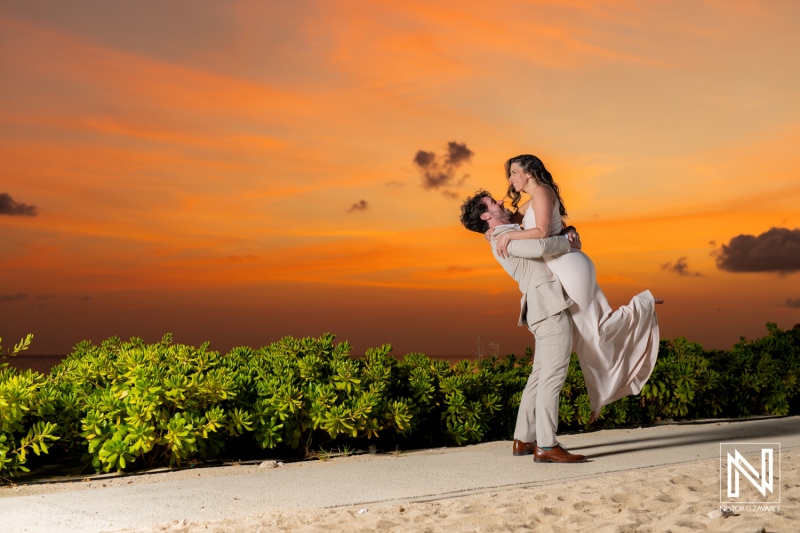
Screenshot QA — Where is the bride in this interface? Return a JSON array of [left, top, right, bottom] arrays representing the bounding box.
[[493, 154, 662, 422]]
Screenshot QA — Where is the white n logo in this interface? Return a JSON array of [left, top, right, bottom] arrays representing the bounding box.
[[727, 449, 773, 497]]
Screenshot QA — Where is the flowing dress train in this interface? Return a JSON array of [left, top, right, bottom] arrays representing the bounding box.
[[522, 202, 660, 411]]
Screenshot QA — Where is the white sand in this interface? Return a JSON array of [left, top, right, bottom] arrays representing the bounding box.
[[3, 417, 797, 533], [123, 455, 797, 533]]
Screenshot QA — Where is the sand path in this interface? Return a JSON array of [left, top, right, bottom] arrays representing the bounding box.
[[1, 416, 798, 532]]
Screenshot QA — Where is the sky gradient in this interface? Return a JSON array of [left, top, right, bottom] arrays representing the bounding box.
[[2, 0, 799, 357]]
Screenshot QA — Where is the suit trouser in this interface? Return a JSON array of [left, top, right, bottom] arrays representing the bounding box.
[[513, 310, 572, 448]]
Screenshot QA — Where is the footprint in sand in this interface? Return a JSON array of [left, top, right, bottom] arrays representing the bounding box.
[[611, 492, 645, 506], [493, 505, 525, 515], [675, 519, 707, 529], [654, 493, 676, 503], [572, 500, 592, 511], [669, 475, 689, 485]]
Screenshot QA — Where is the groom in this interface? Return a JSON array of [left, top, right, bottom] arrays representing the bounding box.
[[460, 190, 586, 463]]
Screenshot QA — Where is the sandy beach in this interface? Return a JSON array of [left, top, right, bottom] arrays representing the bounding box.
[[2, 417, 797, 533], [125, 456, 797, 533]]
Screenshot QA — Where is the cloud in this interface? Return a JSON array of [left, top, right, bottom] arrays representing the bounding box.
[[661, 257, 702, 277], [787, 298, 800, 309], [386, 181, 405, 187], [347, 200, 369, 213], [413, 150, 435, 168], [0, 293, 27, 302], [445, 141, 473, 166], [0, 193, 37, 216], [413, 141, 473, 192], [715, 227, 800, 273]]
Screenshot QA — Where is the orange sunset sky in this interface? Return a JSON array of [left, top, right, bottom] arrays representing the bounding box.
[[2, 1, 799, 357]]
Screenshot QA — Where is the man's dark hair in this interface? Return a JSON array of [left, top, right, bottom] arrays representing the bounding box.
[[460, 190, 492, 234]]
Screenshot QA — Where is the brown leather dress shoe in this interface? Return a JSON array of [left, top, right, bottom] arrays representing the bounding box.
[[533, 444, 586, 463], [512, 439, 537, 456]]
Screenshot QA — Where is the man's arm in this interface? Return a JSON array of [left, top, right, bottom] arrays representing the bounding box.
[[506, 226, 582, 259], [560, 226, 581, 249], [506, 234, 571, 259]]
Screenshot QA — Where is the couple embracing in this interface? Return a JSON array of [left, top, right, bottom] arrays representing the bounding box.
[[460, 154, 662, 464]]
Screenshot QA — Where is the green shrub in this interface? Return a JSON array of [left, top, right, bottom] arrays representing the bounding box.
[[1, 323, 798, 478], [707, 323, 800, 417], [51, 334, 251, 471], [36, 333, 537, 473], [0, 335, 60, 477]]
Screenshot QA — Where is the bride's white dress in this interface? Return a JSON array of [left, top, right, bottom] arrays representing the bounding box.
[[522, 201, 659, 411]]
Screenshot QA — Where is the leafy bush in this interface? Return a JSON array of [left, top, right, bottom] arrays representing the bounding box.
[[37, 333, 535, 473], [705, 323, 799, 417], [1, 323, 798, 478], [0, 335, 60, 477]]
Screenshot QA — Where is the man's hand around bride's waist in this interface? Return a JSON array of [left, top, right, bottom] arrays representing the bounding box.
[[563, 226, 582, 250]]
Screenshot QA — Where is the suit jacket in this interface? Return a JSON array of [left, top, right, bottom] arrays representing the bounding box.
[[489, 224, 573, 327]]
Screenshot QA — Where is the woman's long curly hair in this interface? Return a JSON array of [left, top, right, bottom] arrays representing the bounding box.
[[504, 154, 568, 220]]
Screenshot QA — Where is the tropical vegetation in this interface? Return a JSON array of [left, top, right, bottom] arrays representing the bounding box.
[[1, 323, 798, 479]]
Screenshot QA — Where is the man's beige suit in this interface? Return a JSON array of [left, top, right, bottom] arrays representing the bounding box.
[[489, 224, 573, 448]]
